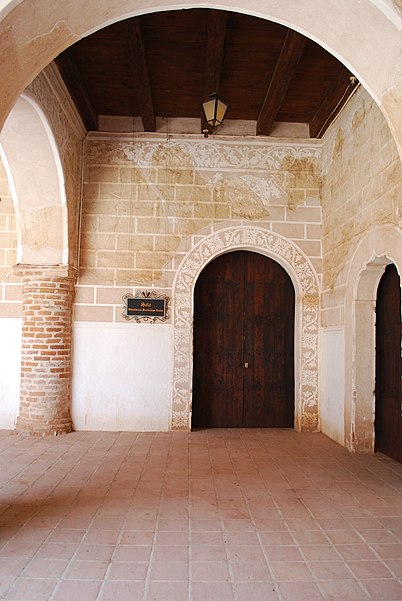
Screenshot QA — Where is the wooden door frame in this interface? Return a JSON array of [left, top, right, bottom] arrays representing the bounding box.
[[171, 225, 320, 431]]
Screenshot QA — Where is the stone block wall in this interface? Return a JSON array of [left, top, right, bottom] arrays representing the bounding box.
[[321, 87, 402, 327], [76, 135, 323, 320]]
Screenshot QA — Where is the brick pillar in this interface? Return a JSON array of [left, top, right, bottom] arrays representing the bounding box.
[[14, 265, 77, 435]]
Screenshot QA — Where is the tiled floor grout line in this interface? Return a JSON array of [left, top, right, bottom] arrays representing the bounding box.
[[140, 433, 174, 601], [224, 429, 281, 601], [1, 430, 402, 600], [0, 432, 85, 519], [277, 454, 369, 600], [92, 432, 143, 601], [243, 429, 320, 601], [317, 450, 402, 595], [239, 430, 402, 601], [209, 429, 239, 601], [321, 454, 402, 593], [187, 432, 194, 601], [47, 432, 133, 601], [3, 432, 104, 601]]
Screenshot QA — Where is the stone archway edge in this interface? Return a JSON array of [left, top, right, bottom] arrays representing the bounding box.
[[172, 226, 320, 431], [344, 225, 402, 452]]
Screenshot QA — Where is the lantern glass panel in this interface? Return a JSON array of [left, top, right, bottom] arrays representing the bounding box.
[[216, 99, 228, 125], [202, 98, 217, 125]]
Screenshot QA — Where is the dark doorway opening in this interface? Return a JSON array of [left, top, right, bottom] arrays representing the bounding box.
[[375, 263, 402, 463], [192, 251, 295, 428]]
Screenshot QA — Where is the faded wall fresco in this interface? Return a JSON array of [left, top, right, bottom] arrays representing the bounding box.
[[79, 135, 322, 320]]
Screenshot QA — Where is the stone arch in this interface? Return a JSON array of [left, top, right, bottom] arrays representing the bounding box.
[[0, 1, 401, 154], [0, 92, 68, 264], [172, 226, 320, 431], [345, 225, 402, 452]]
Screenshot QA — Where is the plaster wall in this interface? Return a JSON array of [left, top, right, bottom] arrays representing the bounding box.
[[319, 328, 345, 445], [71, 323, 172, 431], [0, 318, 21, 428]]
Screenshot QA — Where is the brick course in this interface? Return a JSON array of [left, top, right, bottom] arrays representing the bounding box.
[[14, 264, 77, 435]]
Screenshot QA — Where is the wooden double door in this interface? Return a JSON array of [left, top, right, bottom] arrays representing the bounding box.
[[192, 251, 295, 428], [376, 264, 402, 463]]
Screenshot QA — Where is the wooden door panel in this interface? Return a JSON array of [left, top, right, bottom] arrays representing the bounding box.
[[192, 251, 295, 429], [192, 252, 244, 428], [376, 264, 402, 463], [243, 252, 294, 427]]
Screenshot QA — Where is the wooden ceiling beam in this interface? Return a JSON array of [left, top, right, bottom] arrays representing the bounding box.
[[309, 70, 356, 138], [257, 30, 306, 136], [202, 10, 227, 134], [55, 52, 98, 132], [127, 19, 156, 132]]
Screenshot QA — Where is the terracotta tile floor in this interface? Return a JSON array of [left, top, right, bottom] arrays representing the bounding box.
[[0, 429, 401, 600]]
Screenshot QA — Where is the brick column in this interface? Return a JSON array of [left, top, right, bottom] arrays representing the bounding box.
[[14, 265, 77, 435]]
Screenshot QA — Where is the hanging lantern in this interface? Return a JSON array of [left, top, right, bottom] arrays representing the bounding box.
[[201, 92, 229, 137]]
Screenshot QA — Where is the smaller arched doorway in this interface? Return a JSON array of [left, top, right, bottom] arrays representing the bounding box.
[[375, 263, 402, 463], [192, 250, 295, 428]]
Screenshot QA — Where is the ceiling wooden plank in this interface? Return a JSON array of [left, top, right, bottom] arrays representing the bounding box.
[[55, 52, 98, 131], [202, 10, 227, 134], [126, 19, 156, 132], [257, 29, 306, 136], [309, 70, 356, 138]]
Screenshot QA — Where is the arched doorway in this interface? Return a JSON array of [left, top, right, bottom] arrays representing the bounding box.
[[375, 263, 402, 463], [192, 250, 295, 428], [172, 226, 319, 431]]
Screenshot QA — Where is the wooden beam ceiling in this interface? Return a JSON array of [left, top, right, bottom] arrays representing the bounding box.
[[202, 10, 227, 134], [126, 19, 156, 132], [55, 50, 98, 131], [309, 69, 356, 138], [257, 30, 306, 136], [54, 9, 354, 138]]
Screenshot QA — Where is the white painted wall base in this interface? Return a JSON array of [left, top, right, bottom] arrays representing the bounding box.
[[0, 318, 21, 428], [320, 327, 345, 445], [71, 323, 173, 431]]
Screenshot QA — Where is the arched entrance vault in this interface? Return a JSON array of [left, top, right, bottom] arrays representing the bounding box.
[[172, 227, 320, 431], [0, 1, 401, 156]]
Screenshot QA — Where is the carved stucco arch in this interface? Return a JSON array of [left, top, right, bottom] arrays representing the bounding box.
[[172, 226, 320, 431], [344, 225, 402, 452]]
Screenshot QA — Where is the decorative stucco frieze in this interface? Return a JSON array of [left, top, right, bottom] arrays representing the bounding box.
[[86, 135, 321, 170], [172, 226, 320, 432]]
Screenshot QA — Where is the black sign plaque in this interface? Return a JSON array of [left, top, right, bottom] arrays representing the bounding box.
[[122, 291, 169, 323]]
